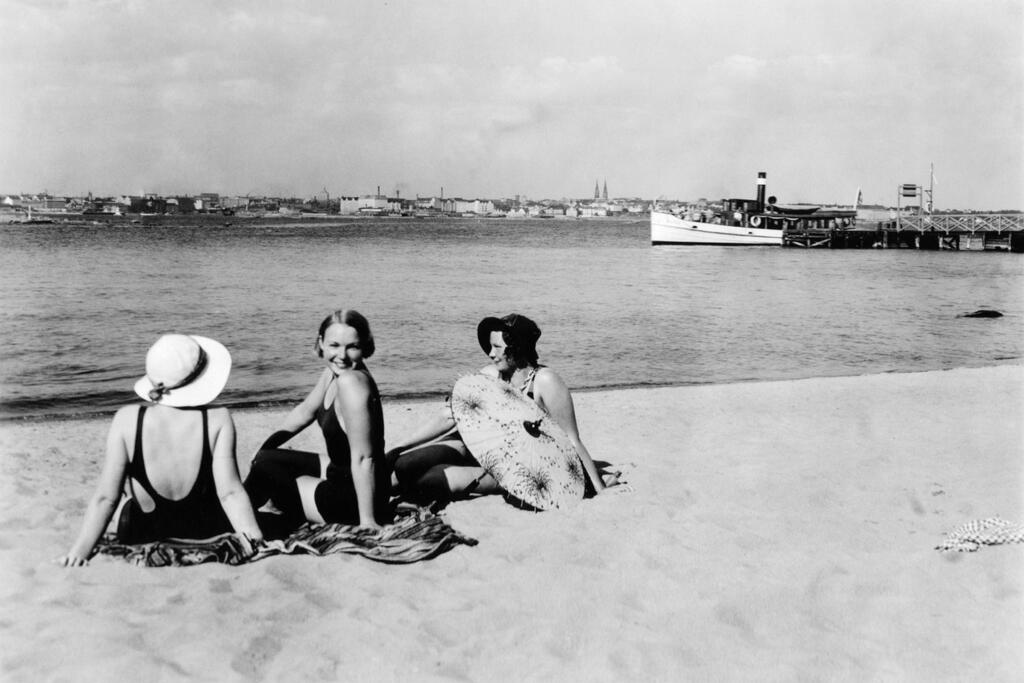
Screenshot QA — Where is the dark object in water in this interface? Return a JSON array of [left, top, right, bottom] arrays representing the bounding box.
[[959, 309, 1003, 318]]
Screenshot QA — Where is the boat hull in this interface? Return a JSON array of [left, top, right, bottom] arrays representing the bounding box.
[[650, 211, 782, 246]]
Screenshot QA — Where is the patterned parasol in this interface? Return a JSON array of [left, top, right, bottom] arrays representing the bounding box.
[[450, 373, 586, 510]]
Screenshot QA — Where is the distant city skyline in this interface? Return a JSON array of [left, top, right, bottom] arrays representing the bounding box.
[[2, 1, 1021, 210], [2, 185, 641, 203]]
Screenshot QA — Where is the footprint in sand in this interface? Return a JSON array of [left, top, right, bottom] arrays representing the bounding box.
[[231, 634, 284, 680], [906, 491, 925, 515], [714, 603, 756, 642]]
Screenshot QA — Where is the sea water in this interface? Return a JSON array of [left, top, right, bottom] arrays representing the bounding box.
[[1, 217, 1021, 420]]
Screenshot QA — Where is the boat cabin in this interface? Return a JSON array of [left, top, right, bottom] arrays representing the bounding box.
[[692, 197, 856, 231]]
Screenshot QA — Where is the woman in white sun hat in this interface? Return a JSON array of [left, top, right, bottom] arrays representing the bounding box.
[[59, 334, 263, 566]]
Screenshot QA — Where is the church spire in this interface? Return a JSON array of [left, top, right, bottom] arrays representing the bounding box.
[[594, 180, 600, 200], [602, 179, 608, 200]]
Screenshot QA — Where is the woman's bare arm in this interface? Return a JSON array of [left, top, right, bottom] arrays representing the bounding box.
[[60, 406, 134, 566], [255, 370, 329, 454], [210, 408, 263, 548], [335, 371, 384, 529], [533, 369, 606, 493], [387, 402, 456, 454]]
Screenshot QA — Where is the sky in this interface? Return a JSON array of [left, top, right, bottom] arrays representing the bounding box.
[[2, 0, 1022, 209]]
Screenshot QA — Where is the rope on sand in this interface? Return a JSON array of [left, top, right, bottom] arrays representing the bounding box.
[[935, 517, 1024, 552]]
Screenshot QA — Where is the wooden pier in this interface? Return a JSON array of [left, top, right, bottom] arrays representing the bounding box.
[[783, 213, 1024, 251]]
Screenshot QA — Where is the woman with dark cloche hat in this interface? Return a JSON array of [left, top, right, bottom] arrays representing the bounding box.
[[387, 313, 615, 505]]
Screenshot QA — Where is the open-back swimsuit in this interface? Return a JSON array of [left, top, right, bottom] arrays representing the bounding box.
[[117, 406, 231, 543]]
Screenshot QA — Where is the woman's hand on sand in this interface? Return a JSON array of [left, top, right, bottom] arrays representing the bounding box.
[[57, 554, 89, 567], [235, 533, 261, 558]]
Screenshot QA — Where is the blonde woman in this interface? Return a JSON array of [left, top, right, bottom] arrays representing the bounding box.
[[244, 309, 389, 535]]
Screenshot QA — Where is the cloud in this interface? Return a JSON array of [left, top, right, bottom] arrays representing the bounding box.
[[710, 54, 767, 81], [0, 0, 1020, 206]]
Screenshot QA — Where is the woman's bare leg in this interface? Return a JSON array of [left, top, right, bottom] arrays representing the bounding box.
[[442, 466, 499, 497]]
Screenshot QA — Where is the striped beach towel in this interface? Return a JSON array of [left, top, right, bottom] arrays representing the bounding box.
[[95, 507, 477, 567]]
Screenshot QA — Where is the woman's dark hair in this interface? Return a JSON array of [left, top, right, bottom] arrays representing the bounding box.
[[315, 309, 375, 358], [477, 313, 541, 366]]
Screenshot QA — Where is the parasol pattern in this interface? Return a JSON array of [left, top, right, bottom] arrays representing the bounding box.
[[450, 373, 586, 510]]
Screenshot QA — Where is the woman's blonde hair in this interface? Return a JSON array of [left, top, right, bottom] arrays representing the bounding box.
[[315, 309, 375, 358]]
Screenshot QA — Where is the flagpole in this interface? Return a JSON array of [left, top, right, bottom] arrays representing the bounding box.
[[928, 162, 934, 213]]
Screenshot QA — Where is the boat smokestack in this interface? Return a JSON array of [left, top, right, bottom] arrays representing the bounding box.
[[756, 172, 766, 213]]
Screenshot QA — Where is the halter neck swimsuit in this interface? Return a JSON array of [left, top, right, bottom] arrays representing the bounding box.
[[517, 365, 544, 400], [316, 401, 352, 481], [117, 406, 231, 543]]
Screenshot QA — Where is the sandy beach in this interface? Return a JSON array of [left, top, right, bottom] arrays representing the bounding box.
[[1, 365, 1021, 681]]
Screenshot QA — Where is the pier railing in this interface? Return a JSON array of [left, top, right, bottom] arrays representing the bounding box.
[[896, 214, 1024, 233], [783, 212, 1023, 250]]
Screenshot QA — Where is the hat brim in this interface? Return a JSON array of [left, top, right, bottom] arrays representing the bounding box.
[[133, 335, 232, 407], [477, 317, 506, 353]]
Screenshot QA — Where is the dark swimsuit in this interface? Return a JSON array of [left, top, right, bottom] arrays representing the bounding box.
[[245, 398, 389, 534], [391, 368, 544, 503], [117, 406, 231, 543]]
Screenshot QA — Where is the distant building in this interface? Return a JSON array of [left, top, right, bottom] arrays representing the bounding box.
[[220, 196, 249, 210], [356, 194, 388, 215], [450, 198, 496, 215], [337, 196, 360, 215], [11, 194, 67, 212], [197, 193, 220, 210], [118, 195, 166, 214], [166, 197, 198, 214], [416, 196, 443, 211]]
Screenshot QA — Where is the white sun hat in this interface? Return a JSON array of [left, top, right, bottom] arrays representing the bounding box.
[[133, 334, 232, 407]]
